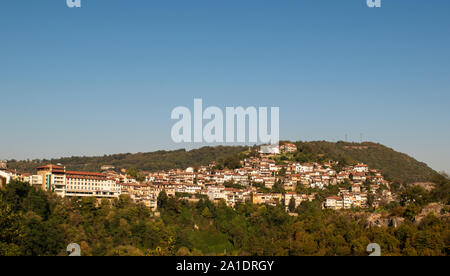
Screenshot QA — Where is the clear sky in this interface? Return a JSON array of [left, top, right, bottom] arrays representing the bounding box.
[[1, 0, 449, 173]]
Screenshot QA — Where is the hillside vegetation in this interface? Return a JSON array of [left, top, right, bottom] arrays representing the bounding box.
[[7, 146, 248, 174]]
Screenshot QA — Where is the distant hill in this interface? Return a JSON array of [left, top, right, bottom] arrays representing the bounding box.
[[6, 141, 440, 184]]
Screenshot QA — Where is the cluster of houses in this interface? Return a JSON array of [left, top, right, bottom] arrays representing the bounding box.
[[325, 185, 368, 210], [325, 164, 393, 210], [0, 143, 393, 211]]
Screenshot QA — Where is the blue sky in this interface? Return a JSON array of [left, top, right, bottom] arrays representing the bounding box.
[[1, 0, 449, 174]]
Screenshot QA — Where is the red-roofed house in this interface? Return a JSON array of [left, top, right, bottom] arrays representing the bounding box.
[[280, 143, 298, 153]]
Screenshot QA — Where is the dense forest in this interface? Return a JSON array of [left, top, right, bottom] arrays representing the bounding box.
[[7, 142, 440, 184], [1, 180, 448, 256]]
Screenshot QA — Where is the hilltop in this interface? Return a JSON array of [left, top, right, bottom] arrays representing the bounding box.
[[5, 141, 441, 184]]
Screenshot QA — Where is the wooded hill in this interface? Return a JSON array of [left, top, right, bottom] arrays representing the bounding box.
[[7, 146, 248, 174]]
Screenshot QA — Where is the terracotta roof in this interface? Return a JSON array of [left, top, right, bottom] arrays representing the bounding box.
[[66, 171, 105, 177], [327, 196, 343, 200], [283, 143, 297, 147]]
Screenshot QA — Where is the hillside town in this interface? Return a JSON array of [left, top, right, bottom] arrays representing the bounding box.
[[0, 143, 395, 212]]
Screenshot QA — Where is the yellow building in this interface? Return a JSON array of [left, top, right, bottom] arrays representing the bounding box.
[[36, 165, 66, 196]]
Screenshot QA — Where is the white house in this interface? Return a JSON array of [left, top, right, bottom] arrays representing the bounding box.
[[0, 170, 11, 186], [353, 164, 369, 173]]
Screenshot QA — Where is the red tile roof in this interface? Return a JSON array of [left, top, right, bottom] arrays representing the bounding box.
[[66, 171, 105, 177], [326, 196, 343, 200]]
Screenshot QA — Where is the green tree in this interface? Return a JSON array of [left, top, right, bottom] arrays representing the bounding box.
[[157, 190, 168, 211], [288, 197, 296, 212], [201, 207, 212, 218], [0, 202, 24, 256], [404, 203, 421, 221], [126, 166, 139, 178]]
